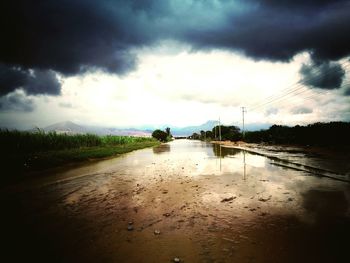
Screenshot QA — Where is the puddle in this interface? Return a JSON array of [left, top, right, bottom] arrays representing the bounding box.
[[1, 139, 350, 262]]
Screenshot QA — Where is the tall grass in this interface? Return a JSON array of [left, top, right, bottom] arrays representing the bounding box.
[[101, 135, 154, 145], [0, 129, 156, 153]]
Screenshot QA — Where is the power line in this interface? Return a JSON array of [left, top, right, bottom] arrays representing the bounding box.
[[250, 86, 310, 111], [249, 62, 350, 111], [249, 79, 350, 119], [268, 78, 350, 107], [249, 61, 350, 109], [251, 87, 317, 111], [251, 60, 350, 108]]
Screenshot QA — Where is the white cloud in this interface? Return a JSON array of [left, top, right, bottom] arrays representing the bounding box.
[[1, 44, 349, 129]]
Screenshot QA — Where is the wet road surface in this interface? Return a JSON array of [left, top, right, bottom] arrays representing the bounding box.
[[1, 140, 350, 262]]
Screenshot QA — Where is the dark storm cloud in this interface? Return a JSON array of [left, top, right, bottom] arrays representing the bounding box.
[[0, 0, 159, 96], [291, 107, 313, 115], [0, 90, 35, 112], [343, 84, 350, 96], [0, 64, 61, 96], [0, 1, 150, 75], [1, 0, 350, 97], [186, 0, 350, 61], [257, 0, 348, 9], [299, 61, 345, 89]]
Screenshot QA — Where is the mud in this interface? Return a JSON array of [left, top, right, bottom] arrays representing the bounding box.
[[1, 140, 350, 262]]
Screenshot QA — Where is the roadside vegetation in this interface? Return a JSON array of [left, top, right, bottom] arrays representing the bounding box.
[[151, 127, 173, 142], [244, 122, 350, 147], [189, 125, 241, 141], [189, 122, 350, 148], [0, 129, 159, 179]]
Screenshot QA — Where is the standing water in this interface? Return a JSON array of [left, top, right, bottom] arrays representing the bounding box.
[[1, 139, 350, 262]]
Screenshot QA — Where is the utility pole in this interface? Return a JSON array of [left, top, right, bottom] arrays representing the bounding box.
[[214, 124, 217, 140], [241, 107, 246, 140], [218, 117, 222, 141]]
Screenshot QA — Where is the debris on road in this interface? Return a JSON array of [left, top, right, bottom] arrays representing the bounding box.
[[127, 221, 134, 231], [258, 195, 272, 202], [221, 196, 236, 202]]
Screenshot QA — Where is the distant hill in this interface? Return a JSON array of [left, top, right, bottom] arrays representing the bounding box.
[[41, 121, 152, 136], [171, 121, 271, 136], [170, 120, 218, 136], [38, 120, 220, 137], [43, 121, 87, 134], [34, 120, 270, 137]]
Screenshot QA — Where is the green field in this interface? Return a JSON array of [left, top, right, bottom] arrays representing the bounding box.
[[0, 130, 160, 179]]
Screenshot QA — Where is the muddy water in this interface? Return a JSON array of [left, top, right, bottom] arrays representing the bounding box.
[[2, 139, 350, 262]]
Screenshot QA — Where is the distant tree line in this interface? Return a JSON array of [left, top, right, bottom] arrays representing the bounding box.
[[245, 122, 350, 147], [189, 122, 350, 147], [189, 125, 241, 141]]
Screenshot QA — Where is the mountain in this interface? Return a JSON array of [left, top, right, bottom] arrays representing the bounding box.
[[170, 120, 218, 136], [244, 123, 271, 131], [170, 121, 272, 135], [43, 121, 87, 134], [38, 120, 271, 137], [39, 120, 219, 137], [41, 121, 152, 136]]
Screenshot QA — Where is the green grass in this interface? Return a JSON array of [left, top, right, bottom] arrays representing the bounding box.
[[0, 129, 157, 153], [0, 130, 160, 180], [24, 141, 159, 171]]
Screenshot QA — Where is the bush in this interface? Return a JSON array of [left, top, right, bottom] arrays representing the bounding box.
[[152, 129, 168, 142]]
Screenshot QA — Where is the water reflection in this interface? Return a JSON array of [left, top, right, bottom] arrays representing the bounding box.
[[243, 150, 246, 180], [152, 143, 171, 154], [220, 145, 222, 171], [5, 139, 350, 263], [212, 144, 241, 157], [209, 142, 349, 221], [212, 144, 248, 179]]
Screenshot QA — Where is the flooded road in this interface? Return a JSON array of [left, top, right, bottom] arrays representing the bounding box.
[[2, 139, 350, 262]]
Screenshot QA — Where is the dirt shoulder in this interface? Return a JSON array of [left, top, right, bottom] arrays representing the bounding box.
[[1, 141, 161, 185]]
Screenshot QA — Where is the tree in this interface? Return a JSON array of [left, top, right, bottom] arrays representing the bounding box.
[[189, 132, 200, 140], [200, 130, 206, 140], [212, 125, 242, 141], [205, 130, 213, 140], [165, 127, 171, 136], [152, 129, 168, 142]]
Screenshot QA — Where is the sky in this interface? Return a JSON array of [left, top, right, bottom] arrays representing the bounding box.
[[1, 0, 350, 130]]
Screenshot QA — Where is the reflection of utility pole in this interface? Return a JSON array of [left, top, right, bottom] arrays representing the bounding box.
[[241, 107, 246, 140], [219, 145, 222, 171], [219, 117, 222, 141], [243, 150, 246, 180]]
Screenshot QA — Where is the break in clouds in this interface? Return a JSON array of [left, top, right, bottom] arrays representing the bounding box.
[[1, 0, 350, 103]]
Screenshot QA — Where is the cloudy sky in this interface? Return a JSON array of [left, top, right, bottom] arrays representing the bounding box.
[[1, 0, 350, 130]]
